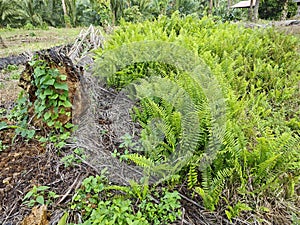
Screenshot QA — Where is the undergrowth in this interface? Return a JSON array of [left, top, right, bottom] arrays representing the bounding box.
[[92, 14, 300, 224], [3, 55, 75, 148], [4, 14, 300, 225]]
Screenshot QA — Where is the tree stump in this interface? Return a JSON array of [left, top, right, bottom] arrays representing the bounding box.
[[19, 47, 82, 129]]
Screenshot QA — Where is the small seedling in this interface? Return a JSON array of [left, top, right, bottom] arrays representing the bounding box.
[[61, 148, 86, 167], [0, 141, 7, 152], [23, 185, 59, 207]]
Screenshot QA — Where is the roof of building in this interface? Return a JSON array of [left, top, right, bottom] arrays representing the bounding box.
[[231, 0, 257, 8]]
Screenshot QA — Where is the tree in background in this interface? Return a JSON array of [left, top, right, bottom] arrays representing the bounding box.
[[209, 0, 213, 14], [227, 0, 231, 9], [61, 0, 68, 26], [0, 0, 17, 27], [253, 0, 260, 22], [259, 0, 297, 20], [110, 0, 126, 25], [281, 0, 290, 20], [248, 0, 254, 21], [76, 0, 111, 26], [168, 0, 203, 16], [1, 0, 298, 29]]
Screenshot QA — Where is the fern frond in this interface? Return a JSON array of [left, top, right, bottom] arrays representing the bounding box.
[[188, 164, 198, 189], [124, 153, 155, 168]]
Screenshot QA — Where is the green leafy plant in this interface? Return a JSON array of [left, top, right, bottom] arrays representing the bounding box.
[[29, 56, 73, 131], [0, 140, 7, 152], [70, 169, 182, 225], [225, 202, 252, 221], [61, 148, 86, 167], [71, 172, 108, 219], [80, 198, 149, 225], [22, 185, 59, 207], [138, 189, 182, 225], [7, 91, 36, 140], [2, 64, 18, 72], [7, 56, 75, 148]]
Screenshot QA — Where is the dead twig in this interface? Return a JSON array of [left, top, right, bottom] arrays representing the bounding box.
[[56, 174, 82, 205]]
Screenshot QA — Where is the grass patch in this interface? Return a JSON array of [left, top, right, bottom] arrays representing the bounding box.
[[0, 27, 84, 58]]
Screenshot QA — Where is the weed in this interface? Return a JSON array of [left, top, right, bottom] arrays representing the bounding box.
[[0, 140, 7, 152], [22, 185, 59, 207], [9, 72, 21, 80], [29, 56, 73, 131], [71, 172, 108, 219], [70, 170, 182, 225], [3, 64, 18, 72], [7, 56, 76, 148], [93, 15, 300, 219], [61, 148, 86, 167]]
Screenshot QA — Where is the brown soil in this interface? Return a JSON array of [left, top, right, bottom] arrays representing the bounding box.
[[0, 125, 96, 225]]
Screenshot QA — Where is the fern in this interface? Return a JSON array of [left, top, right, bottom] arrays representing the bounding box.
[[196, 166, 233, 211], [124, 153, 155, 168], [187, 164, 198, 189]]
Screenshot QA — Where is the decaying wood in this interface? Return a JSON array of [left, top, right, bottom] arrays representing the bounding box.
[[20, 205, 48, 225], [19, 47, 81, 128], [18, 25, 104, 128]]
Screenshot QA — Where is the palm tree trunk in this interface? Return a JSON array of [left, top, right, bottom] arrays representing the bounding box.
[[227, 0, 231, 10], [248, 0, 254, 21], [209, 0, 213, 15], [281, 0, 288, 20], [254, 0, 260, 22], [61, 0, 70, 27]]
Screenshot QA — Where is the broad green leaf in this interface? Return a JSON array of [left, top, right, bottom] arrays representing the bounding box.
[[44, 79, 55, 86], [39, 137, 48, 143], [60, 75, 67, 81], [54, 82, 68, 91], [0, 121, 8, 131], [39, 74, 52, 85], [49, 93, 59, 100], [44, 111, 51, 121], [64, 123, 74, 129], [59, 100, 72, 108], [44, 89, 54, 96], [47, 121, 55, 127], [37, 186, 50, 191], [23, 191, 33, 200], [27, 130, 36, 139], [36, 105, 46, 114], [59, 95, 67, 101], [36, 196, 44, 205], [34, 67, 46, 77], [57, 212, 69, 225]]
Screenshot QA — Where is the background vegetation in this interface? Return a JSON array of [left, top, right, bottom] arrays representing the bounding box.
[[0, 0, 298, 29]]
